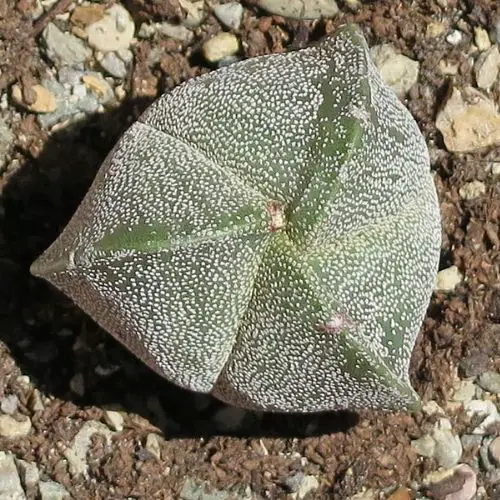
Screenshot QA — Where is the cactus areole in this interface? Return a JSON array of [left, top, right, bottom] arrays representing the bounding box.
[[31, 25, 441, 413]]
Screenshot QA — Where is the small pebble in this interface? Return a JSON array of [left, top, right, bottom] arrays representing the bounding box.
[[103, 410, 124, 432], [387, 488, 411, 500], [39, 480, 70, 500], [460, 181, 487, 200], [0, 118, 13, 170], [0, 394, 19, 415], [370, 44, 419, 96], [436, 86, 500, 152], [12, 84, 57, 113], [461, 434, 483, 449], [348, 489, 377, 500], [64, 421, 113, 478], [156, 22, 194, 43], [435, 265, 463, 292], [474, 45, 500, 90], [451, 379, 475, 404], [432, 418, 462, 468], [291, 475, 319, 500], [439, 59, 459, 75], [459, 351, 490, 378], [137, 22, 156, 39], [82, 73, 114, 103], [426, 464, 477, 500], [213, 2, 244, 30], [282, 472, 305, 493], [477, 371, 500, 394], [145, 433, 162, 460], [70, 4, 106, 27], [411, 434, 436, 457], [0, 452, 25, 498], [479, 437, 495, 471], [42, 22, 92, 67], [426, 21, 447, 38], [465, 399, 500, 435], [15, 458, 40, 491], [16, 376, 30, 386], [203, 32, 239, 63], [87, 5, 135, 52], [256, 0, 338, 19], [446, 30, 463, 45], [0, 414, 32, 438], [99, 51, 128, 79], [179, 0, 204, 28], [474, 27, 492, 51], [117, 48, 133, 64], [422, 400, 446, 416], [488, 436, 500, 466]]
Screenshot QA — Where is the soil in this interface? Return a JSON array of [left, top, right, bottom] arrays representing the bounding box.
[[0, 0, 499, 498]]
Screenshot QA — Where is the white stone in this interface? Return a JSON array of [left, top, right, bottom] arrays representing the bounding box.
[[422, 400, 446, 416], [39, 480, 70, 500], [0, 452, 25, 500], [451, 379, 475, 404], [156, 22, 194, 43], [426, 21, 447, 38], [459, 181, 486, 200], [475, 45, 500, 90], [137, 22, 155, 39], [0, 118, 13, 170], [42, 23, 92, 67], [99, 52, 128, 79], [145, 433, 162, 460], [439, 59, 459, 75], [179, 0, 204, 28], [0, 415, 32, 438], [477, 371, 500, 394], [436, 86, 500, 152], [63, 421, 114, 478], [203, 33, 239, 63], [435, 265, 463, 292], [291, 475, 319, 500], [214, 2, 244, 30], [465, 399, 500, 434], [256, 0, 338, 19], [446, 30, 463, 45], [426, 464, 477, 500], [411, 434, 436, 457], [1, 395, 19, 415], [474, 27, 492, 51], [103, 410, 124, 431], [432, 418, 462, 468], [423, 468, 455, 486], [15, 459, 40, 492], [348, 489, 377, 500], [87, 5, 135, 52], [370, 44, 419, 96]]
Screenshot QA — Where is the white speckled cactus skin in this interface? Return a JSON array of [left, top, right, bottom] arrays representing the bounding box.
[[31, 25, 441, 413]]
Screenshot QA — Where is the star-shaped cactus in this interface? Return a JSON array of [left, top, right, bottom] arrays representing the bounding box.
[[31, 24, 441, 413]]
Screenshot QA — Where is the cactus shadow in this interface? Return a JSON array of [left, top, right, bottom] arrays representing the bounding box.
[[0, 103, 359, 439]]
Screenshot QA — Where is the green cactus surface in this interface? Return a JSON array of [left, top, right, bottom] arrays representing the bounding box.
[[31, 24, 441, 413]]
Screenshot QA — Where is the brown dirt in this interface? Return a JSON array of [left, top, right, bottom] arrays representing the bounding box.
[[0, 0, 499, 498]]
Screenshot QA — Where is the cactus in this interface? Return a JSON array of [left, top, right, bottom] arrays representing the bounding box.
[[31, 25, 441, 413]]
